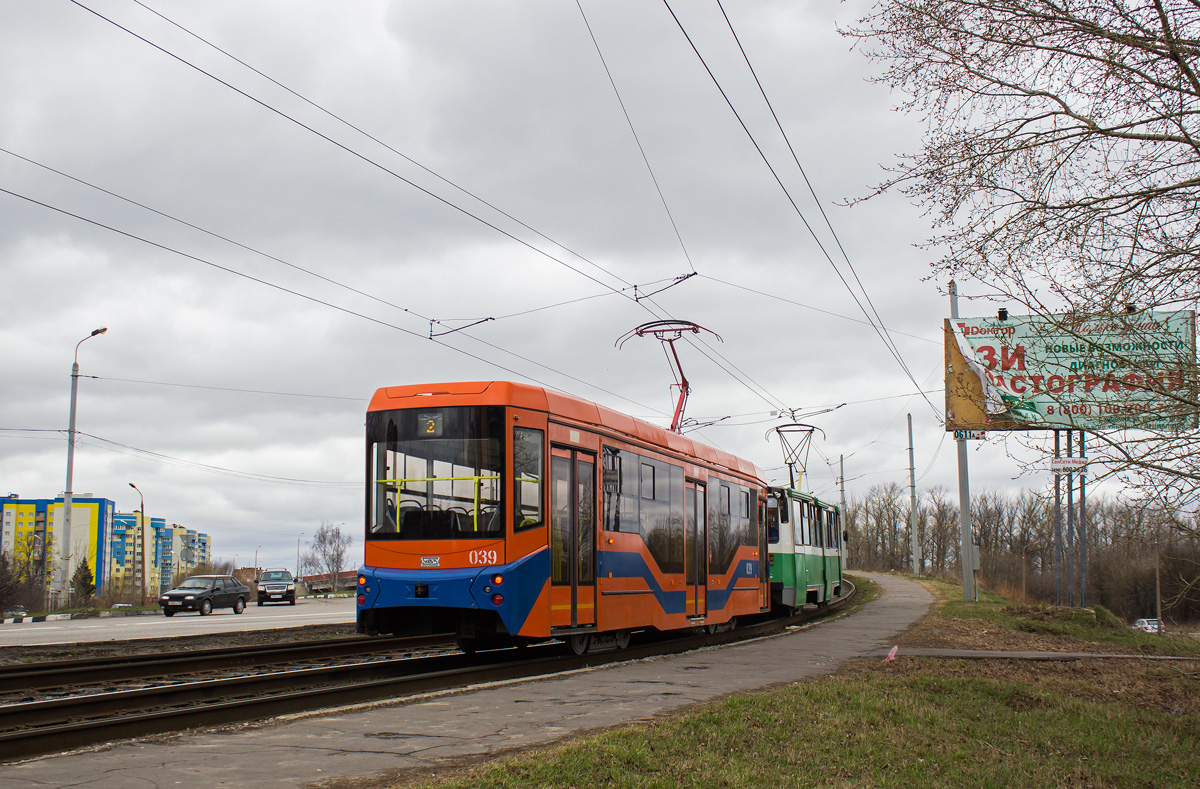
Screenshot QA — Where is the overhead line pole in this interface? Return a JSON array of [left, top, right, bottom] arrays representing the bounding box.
[[908, 413, 921, 577], [840, 454, 848, 569]]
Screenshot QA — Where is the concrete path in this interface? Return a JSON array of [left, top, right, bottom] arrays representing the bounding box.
[[0, 572, 932, 789]]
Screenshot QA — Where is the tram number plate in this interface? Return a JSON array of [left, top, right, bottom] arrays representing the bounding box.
[[469, 549, 498, 566], [420, 557, 440, 567]]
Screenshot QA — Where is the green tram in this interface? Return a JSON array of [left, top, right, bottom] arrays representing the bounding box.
[[766, 487, 845, 609]]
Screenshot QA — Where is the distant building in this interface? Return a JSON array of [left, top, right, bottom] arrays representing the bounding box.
[[301, 570, 357, 593], [0, 493, 115, 598], [112, 514, 211, 596], [2, 493, 211, 601]]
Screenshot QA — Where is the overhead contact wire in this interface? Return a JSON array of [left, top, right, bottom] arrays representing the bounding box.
[[661, 0, 937, 418]]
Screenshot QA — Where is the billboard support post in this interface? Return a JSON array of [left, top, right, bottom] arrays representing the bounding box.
[[950, 281, 977, 601], [1066, 431, 1076, 606], [1054, 430, 1063, 605], [1080, 431, 1087, 607]]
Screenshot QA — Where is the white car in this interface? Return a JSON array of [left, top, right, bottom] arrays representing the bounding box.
[[1132, 618, 1165, 633]]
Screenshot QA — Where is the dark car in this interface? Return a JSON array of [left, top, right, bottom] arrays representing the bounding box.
[[159, 575, 250, 616], [256, 568, 297, 606]]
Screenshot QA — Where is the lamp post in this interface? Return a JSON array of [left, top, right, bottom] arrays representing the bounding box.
[[128, 482, 148, 603], [296, 532, 304, 580], [61, 327, 107, 608], [253, 546, 260, 583]]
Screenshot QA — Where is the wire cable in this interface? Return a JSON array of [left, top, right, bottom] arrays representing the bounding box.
[[575, 0, 696, 274], [661, 0, 940, 419], [76, 432, 359, 487]]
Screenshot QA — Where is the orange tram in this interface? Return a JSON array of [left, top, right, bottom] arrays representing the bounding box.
[[356, 381, 771, 654]]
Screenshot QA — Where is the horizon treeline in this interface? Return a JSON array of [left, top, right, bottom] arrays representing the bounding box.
[[844, 483, 1200, 624]]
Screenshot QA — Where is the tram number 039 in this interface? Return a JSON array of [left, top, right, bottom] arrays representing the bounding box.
[[469, 549, 498, 566]]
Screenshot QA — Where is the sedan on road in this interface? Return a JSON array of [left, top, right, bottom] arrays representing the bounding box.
[[159, 575, 251, 616], [1131, 618, 1165, 633]]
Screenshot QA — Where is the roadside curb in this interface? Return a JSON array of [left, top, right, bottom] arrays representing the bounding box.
[[2, 610, 160, 625]]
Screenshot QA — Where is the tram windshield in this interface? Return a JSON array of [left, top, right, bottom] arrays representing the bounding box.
[[367, 406, 505, 540]]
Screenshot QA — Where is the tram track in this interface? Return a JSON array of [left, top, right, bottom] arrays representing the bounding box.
[[0, 582, 856, 763], [0, 634, 454, 696]]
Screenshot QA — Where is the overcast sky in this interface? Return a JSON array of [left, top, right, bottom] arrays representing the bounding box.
[[0, 0, 1073, 571]]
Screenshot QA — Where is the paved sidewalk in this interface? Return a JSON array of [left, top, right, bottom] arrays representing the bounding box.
[[0, 572, 932, 789], [864, 646, 1200, 661]]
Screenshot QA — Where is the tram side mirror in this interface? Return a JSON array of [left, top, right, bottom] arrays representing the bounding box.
[[843, 531, 849, 543]]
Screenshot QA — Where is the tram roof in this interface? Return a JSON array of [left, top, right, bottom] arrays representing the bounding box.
[[369, 381, 766, 483]]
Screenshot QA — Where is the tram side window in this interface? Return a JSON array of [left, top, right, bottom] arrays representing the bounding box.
[[739, 488, 753, 549], [513, 427, 544, 532], [709, 482, 750, 573], [793, 500, 805, 546], [709, 484, 732, 574], [766, 495, 780, 545], [639, 457, 684, 574], [602, 448, 640, 533]]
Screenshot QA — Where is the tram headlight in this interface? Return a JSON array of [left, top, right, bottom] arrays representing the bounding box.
[[491, 574, 504, 586], [358, 574, 367, 587]]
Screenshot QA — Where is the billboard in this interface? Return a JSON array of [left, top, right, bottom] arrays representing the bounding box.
[[945, 310, 1197, 432]]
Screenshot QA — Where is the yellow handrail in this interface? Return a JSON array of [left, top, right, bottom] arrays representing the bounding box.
[[375, 474, 541, 533]]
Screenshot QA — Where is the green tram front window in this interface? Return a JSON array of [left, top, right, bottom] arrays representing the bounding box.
[[367, 406, 505, 540]]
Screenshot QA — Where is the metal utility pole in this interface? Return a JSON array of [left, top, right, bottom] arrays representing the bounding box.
[[949, 281, 976, 601], [907, 413, 921, 576], [62, 327, 107, 607], [840, 455, 848, 569]]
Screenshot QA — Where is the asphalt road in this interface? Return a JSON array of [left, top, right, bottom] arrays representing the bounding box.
[[0, 596, 357, 647]]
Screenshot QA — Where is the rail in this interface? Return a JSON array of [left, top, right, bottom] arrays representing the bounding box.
[[0, 582, 858, 762]]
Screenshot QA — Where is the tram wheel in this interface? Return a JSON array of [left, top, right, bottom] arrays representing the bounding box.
[[567, 634, 592, 656], [706, 617, 738, 635], [613, 630, 631, 650]]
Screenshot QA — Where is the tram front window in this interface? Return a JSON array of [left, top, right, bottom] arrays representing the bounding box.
[[367, 406, 505, 540]]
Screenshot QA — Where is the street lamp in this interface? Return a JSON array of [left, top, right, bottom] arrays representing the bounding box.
[[253, 546, 260, 582], [129, 482, 147, 603], [60, 327, 107, 608]]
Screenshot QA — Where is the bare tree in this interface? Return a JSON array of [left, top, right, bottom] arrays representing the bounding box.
[[847, 1, 1200, 517], [304, 521, 353, 592], [925, 486, 959, 575]]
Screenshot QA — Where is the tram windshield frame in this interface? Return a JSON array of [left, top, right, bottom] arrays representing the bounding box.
[[366, 405, 506, 541]]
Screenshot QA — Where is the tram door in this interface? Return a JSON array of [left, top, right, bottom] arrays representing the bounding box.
[[550, 448, 596, 628], [684, 480, 707, 618]]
